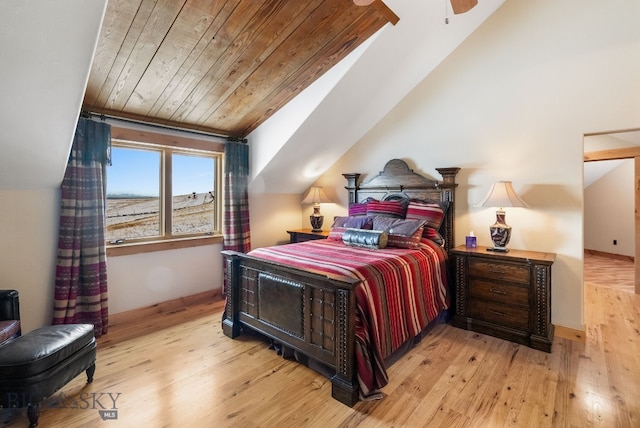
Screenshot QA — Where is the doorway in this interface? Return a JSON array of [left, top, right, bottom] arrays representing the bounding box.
[[583, 130, 640, 294]]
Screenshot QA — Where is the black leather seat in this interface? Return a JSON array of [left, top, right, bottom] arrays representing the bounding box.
[[0, 291, 96, 427], [0, 290, 20, 346]]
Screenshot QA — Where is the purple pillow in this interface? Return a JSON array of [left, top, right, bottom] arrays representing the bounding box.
[[331, 216, 374, 229]]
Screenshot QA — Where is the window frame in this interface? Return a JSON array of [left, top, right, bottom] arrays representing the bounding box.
[[106, 126, 225, 257]]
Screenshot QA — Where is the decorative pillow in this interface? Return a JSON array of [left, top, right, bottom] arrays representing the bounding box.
[[331, 215, 374, 229], [366, 200, 407, 218], [328, 227, 348, 241], [328, 216, 374, 241], [372, 216, 424, 235], [348, 203, 368, 217], [423, 227, 445, 246], [387, 227, 424, 249], [405, 201, 446, 229], [342, 228, 388, 249], [372, 217, 426, 249]]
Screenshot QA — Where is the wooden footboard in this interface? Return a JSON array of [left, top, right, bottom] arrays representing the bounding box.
[[222, 250, 362, 406]]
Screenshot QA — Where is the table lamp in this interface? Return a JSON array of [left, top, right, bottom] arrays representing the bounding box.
[[477, 181, 527, 252], [302, 187, 331, 232]]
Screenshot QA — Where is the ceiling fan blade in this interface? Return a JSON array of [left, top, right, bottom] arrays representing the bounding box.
[[450, 0, 478, 14], [353, 0, 375, 5]]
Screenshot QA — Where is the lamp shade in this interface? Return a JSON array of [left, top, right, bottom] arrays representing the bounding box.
[[301, 187, 331, 205], [477, 181, 527, 208]]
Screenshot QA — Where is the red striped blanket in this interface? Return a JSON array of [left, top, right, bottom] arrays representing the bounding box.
[[248, 238, 449, 399]]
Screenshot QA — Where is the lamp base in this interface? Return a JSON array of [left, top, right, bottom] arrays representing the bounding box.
[[310, 214, 324, 232], [486, 247, 509, 253], [489, 209, 512, 251]]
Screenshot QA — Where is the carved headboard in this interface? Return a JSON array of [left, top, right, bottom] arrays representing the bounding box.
[[343, 159, 459, 253]]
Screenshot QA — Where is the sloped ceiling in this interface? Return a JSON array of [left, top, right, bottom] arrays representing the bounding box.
[[82, 0, 398, 138], [250, 0, 506, 194], [0, 0, 506, 192], [0, 0, 107, 190]]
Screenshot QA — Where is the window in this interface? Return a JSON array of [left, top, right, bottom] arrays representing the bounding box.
[[106, 137, 223, 248]]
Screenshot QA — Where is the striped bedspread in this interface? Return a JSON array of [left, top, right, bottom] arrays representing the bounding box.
[[248, 238, 449, 399]]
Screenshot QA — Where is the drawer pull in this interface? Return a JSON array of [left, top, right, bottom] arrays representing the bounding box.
[[489, 288, 506, 295], [489, 309, 507, 316], [488, 266, 506, 274]]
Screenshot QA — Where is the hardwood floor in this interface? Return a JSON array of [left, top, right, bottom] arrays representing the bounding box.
[[584, 251, 634, 293], [2, 254, 638, 427]]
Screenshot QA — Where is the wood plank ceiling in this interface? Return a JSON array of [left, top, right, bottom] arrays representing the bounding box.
[[82, 0, 398, 138]]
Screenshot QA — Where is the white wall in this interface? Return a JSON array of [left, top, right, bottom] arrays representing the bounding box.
[[584, 160, 634, 257], [6, 0, 640, 335], [248, 193, 302, 249], [107, 246, 222, 314], [0, 190, 59, 333], [306, 0, 640, 331], [0, 188, 224, 332]]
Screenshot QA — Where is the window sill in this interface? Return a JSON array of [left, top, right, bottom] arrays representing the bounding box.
[[106, 235, 223, 257]]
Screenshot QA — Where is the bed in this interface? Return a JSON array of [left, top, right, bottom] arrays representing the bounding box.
[[222, 159, 459, 406]]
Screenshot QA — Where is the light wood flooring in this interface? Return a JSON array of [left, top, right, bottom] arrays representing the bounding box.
[[2, 254, 638, 427], [583, 251, 634, 293]]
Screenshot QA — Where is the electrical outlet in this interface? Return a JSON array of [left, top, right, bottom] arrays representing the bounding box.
[[613, 239, 617, 245]]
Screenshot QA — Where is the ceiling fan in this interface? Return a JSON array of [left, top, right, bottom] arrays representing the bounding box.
[[353, 0, 478, 15]]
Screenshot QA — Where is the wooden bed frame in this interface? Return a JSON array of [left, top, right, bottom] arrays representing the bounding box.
[[222, 159, 459, 406]]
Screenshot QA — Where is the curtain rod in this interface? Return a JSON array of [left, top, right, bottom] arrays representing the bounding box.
[[80, 110, 246, 143]]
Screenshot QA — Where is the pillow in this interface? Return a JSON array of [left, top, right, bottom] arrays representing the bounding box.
[[387, 227, 424, 249], [331, 215, 374, 229], [372, 216, 425, 235], [423, 227, 445, 246], [348, 203, 368, 217], [372, 217, 426, 249], [328, 216, 374, 241], [366, 200, 407, 218], [342, 228, 388, 249], [328, 227, 348, 241], [405, 201, 446, 229]]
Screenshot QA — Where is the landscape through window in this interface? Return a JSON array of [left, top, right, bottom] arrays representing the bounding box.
[[106, 144, 220, 243]]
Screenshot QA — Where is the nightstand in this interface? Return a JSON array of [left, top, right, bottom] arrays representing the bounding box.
[[287, 229, 330, 243], [450, 245, 556, 352]]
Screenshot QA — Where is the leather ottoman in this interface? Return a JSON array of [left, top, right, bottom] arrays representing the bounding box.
[[0, 324, 96, 427]]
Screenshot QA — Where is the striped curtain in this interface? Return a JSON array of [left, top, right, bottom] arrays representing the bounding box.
[[223, 141, 251, 254], [53, 117, 111, 337]]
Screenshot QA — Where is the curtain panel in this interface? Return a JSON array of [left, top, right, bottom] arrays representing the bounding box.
[[223, 141, 251, 253], [53, 117, 111, 337]]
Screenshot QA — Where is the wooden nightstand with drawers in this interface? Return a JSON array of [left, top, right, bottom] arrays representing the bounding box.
[[287, 229, 330, 243], [450, 245, 556, 352]]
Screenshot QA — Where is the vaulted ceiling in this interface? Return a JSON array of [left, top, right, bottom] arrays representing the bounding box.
[[1, 0, 505, 191], [82, 0, 398, 138]]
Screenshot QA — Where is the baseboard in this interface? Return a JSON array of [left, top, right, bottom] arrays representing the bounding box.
[[584, 249, 634, 263], [554, 325, 586, 343], [109, 289, 223, 327]]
